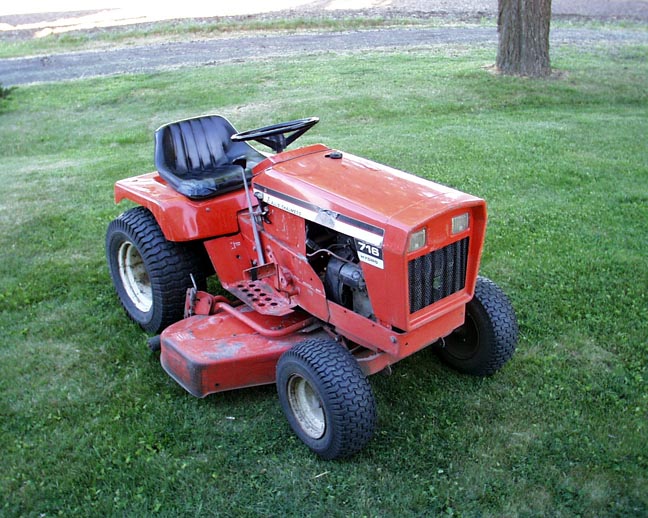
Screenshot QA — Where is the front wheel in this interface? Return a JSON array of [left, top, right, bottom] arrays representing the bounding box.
[[276, 339, 376, 460], [438, 276, 518, 376], [106, 206, 208, 334]]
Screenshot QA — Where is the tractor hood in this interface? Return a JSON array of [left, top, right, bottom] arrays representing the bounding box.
[[252, 144, 483, 241]]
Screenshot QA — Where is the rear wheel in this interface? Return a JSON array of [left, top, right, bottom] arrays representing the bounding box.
[[106, 206, 208, 334], [276, 339, 376, 460], [438, 276, 517, 376]]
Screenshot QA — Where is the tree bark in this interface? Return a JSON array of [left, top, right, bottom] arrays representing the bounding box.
[[497, 0, 552, 77]]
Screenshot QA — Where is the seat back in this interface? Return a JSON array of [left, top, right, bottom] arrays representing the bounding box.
[[160, 116, 235, 178], [154, 115, 265, 199]]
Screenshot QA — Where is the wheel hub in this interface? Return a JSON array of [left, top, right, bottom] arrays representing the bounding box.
[[117, 241, 152, 312], [286, 374, 325, 439], [444, 314, 480, 360]]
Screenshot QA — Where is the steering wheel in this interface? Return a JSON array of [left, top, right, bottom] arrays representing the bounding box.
[[231, 117, 319, 153]]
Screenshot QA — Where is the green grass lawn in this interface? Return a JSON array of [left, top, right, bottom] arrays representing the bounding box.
[[1, 40, 646, 517]]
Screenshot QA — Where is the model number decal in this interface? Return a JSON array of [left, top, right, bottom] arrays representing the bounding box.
[[357, 241, 381, 258], [355, 239, 384, 269]]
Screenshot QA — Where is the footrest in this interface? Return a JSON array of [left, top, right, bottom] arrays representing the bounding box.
[[225, 280, 295, 316]]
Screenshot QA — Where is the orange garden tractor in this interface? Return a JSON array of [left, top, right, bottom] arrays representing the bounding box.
[[106, 115, 517, 459]]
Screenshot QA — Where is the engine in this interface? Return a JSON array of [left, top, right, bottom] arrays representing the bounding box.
[[305, 222, 375, 320]]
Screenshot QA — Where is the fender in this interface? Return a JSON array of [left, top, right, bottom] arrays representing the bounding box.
[[114, 172, 248, 242]]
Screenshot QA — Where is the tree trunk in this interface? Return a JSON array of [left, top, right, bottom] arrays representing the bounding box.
[[497, 0, 552, 77]]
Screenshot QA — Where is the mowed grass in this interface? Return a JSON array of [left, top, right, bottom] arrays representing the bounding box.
[[1, 41, 647, 517]]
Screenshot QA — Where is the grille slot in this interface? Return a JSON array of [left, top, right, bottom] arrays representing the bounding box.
[[408, 237, 469, 313]]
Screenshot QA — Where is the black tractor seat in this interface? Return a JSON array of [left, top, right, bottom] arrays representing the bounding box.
[[154, 115, 266, 200]]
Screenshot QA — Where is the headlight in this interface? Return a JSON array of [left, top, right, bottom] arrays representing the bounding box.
[[452, 213, 469, 234], [408, 228, 427, 252]]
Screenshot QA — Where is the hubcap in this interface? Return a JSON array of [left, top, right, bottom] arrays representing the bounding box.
[[117, 241, 152, 312], [286, 374, 326, 439], [445, 314, 480, 360]]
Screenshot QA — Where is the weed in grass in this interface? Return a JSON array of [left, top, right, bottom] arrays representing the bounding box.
[[0, 82, 13, 114], [0, 42, 647, 517]]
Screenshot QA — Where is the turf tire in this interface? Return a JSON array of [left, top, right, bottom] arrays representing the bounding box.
[[438, 276, 517, 376], [106, 206, 208, 334], [276, 339, 376, 460]]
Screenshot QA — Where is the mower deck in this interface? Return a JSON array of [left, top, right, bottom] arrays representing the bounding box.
[[160, 304, 326, 397]]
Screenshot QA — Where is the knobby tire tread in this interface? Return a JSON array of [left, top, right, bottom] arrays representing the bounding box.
[[279, 339, 376, 459], [469, 276, 518, 376], [107, 206, 208, 333]]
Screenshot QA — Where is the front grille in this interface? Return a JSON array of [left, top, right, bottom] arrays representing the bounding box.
[[408, 237, 469, 313]]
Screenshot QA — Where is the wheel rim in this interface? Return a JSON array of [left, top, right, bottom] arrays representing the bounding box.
[[444, 314, 480, 360], [286, 374, 326, 439], [117, 240, 152, 313]]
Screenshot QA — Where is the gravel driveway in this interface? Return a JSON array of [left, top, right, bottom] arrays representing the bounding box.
[[1, 0, 647, 86]]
